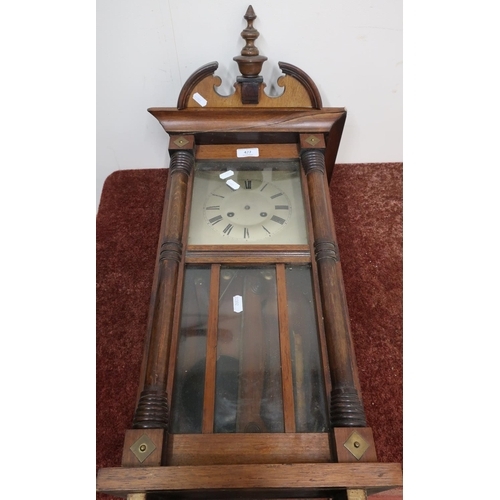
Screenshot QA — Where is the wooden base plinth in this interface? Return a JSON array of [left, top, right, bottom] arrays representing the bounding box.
[[97, 462, 402, 499]]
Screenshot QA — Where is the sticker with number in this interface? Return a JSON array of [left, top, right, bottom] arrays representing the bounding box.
[[236, 148, 259, 158]]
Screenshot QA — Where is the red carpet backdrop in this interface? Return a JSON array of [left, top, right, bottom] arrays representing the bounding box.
[[96, 163, 402, 498]]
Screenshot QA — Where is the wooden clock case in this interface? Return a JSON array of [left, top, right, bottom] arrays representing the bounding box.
[[97, 6, 402, 500]]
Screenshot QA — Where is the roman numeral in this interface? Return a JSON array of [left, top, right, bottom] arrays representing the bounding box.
[[270, 192, 284, 199], [212, 194, 225, 199], [206, 205, 220, 210], [262, 226, 271, 235], [271, 215, 286, 225], [223, 224, 234, 235], [244, 227, 250, 239], [244, 180, 252, 189], [209, 215, 223, 225], [260, 183, 268, 191], [275, 205, 289, 210]]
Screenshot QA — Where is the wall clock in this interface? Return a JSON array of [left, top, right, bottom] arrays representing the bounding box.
[[97, 6, 402, 500]]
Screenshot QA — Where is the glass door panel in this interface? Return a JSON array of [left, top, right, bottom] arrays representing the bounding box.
[[171, 264, 328, 436], [286, 265, 328, 432], [170, 267, 211, 433], [215, 267, 284, 433]]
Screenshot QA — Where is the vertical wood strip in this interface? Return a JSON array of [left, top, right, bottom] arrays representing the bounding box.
[[236, 272, 268, 432], [276, 263, 296, 433], [202, 264, 220, 433]]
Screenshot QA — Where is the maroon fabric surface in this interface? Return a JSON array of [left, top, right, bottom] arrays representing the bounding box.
[[96, 164, 402, 495], [329, 164, 402, 464]]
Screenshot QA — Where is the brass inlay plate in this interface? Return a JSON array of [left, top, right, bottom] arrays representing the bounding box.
[[174, 136, 189, 147], [130, 434, 156, 463], [305, 135, 320, 146], [343, 431, 370, 460], [347, 489, 367, 500]]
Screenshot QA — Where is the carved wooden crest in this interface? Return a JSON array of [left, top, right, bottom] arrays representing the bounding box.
[[177, 6, 322, 110]]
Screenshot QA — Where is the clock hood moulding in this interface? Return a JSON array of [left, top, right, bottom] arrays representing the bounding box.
[[147, 5, 347, 178]]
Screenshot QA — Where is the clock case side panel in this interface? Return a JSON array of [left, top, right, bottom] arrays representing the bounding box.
[[299, 135, 382, 470], [136, 147, 195, 412], [120, 136, 196, 468]]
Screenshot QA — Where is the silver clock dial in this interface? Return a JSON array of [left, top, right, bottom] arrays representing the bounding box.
[[187, 160, 308, 246], [203, 179, 292, 242]]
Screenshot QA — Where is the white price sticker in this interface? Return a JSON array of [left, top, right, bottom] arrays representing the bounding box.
[[219, 170, 234, 180], [193, 92, 207, 107], [226, 179, 240, 190], [233, 295, 243, 313], [237, 147, 259, 158]]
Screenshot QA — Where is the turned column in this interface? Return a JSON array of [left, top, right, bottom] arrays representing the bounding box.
[[299, 134, 366, 428], [132, 135, 194, 429], [301, 134, 377, 500]]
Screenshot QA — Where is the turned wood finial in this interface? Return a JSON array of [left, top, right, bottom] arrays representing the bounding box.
[[233, 5, 267, 78], [240, 5, 260, 57]]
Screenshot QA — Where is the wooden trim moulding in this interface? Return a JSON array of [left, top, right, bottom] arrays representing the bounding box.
[[166, 433, 330, 466], [97, 462, 403, 498], [148, 108, 346, 135], [276, 263, 296, 433], [195, 143, 299, 159], [185, 245, 310, 264]]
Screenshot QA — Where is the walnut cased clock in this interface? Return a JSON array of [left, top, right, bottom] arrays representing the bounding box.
[[97, 6, 402, 500]]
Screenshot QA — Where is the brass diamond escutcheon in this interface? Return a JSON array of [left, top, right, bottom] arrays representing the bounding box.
[[343, 431, 370, 460], [130, 434, 156, 463], [174, 136, 189, 147], [305, 135, 320, 146], [347, 489, 367, 500]]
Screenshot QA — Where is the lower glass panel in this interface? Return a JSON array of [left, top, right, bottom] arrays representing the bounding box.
[[170, 267, 211, 433], [215, 267, 284, 433], [171, 264, 327, 435], [286, 265, 328, 432]]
